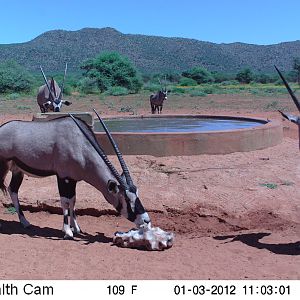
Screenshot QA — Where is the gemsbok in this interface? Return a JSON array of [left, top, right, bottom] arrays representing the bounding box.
[[37, 64, 72, 113], [0, 110, 150, 238], [150, 79, 170, 114], [275, 65, 300, 139]]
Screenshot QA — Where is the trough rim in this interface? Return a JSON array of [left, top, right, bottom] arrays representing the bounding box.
[[96, 114, 280, 136]]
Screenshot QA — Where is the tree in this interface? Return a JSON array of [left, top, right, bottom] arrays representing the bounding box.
[[182, 66, 214, 84], [211, 71, 234, 83], [80, 52, 142, 93], [0, 60, 34, 93], [236, 68, 254, 84], [156, 72, 181, 83], [179, 77, 197, 86], [254, 73, 272, 84], [293, 57, 300, 85]]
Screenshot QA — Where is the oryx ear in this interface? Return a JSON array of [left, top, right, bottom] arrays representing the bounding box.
[[62, 100, 72, 106], [107, 180, 119, 194]]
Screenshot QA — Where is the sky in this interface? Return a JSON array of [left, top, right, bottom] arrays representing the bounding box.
[[0, 0, 299, 45]]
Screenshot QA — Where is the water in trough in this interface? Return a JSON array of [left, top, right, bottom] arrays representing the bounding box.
[[94, 117, 266, 133]]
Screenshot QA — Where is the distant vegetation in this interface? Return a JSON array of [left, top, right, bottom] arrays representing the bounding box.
[[80, 52, 142, 94], [0, 51, 299, 99], [182, 67, 214, 84], [0, 61, 34, 93], [0, 28, 299, 100], [293, 57, 300, 85]]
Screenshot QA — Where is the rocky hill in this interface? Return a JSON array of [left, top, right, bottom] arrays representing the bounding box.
[[0, 27, 299, 74]]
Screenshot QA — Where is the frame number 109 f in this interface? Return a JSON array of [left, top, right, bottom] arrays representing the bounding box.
[[107, 285, 138, 295]]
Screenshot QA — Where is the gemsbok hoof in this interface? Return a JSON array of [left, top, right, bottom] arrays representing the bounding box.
[[63, 233, 74, 240], [71, 226, 81, 234]]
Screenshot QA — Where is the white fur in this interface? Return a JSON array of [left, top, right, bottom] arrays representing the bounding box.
[[134, 212, 150, 227], [60, 197, 73, 239], [113, 223, 174, 251], [125, 190, 136, 212], [69, 196, 80, 233], [53, 101, 62, 111]]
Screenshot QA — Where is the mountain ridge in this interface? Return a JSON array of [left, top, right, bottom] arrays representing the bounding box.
[[0, 27, 299, 74]]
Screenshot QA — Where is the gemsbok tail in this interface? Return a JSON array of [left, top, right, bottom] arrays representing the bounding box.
[[0, 160, 8, 195]]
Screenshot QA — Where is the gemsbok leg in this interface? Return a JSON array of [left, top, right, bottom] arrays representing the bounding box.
[[151, 103, 155, 114], [57, 176, 80, 239], [8, 170, 31, 228], [69, 194, 80, 234]]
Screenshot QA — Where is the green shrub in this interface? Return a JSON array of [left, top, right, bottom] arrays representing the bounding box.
[[274, 79, 283, 86], [62, 84, 72, 96], [179, 77, 197, 86], [0, 60, 34, 93], [182, 66, 214, 84], [143, 83, 161, 92], [202, 86, 216, 94], [105, 86, 129, 96], [219, 80, 239, 86], [81, 52, 142, 93], [172, 87, 186, 94], [212, 71, 235, 83], [254, 73, 272, 84], [5, 93, 20, 100], [78, 77, 98, 94], [188, 89, 207, 97], [293, 57, 300, 84], [259, 183, 278, 189], [236, 68, 254, 84]]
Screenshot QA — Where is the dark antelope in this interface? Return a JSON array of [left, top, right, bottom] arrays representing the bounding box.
[[0, 110, 150, 238], [37, 64, 72, 113], [275, 65, 300, 147], [150, 79, 169, 114]]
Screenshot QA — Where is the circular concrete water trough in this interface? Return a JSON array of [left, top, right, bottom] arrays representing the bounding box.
[[95, 115, 283, 156]]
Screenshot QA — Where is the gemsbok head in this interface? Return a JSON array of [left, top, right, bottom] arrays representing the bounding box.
[[275, 65, 300, 148], [0, 109, 150, 239], [37, 63, 72, 113]]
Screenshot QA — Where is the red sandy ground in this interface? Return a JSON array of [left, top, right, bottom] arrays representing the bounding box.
[[0, 94, 299, 279]]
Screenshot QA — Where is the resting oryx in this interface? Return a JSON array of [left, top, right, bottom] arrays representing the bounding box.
[[37, 64, 72, 113], [0, 110, 150, 238], [150, 79, 170, 114], [275, 65, 300, 139]]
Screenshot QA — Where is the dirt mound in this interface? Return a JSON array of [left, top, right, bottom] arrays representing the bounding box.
[[150, 205, 299, 238]]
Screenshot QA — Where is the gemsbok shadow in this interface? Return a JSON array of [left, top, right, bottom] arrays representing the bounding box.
[[0, 219, 113, 245], [214, 232, 300, 256]]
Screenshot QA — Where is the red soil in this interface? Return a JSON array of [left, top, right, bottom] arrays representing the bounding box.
[[0, 104, 299, 279]]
